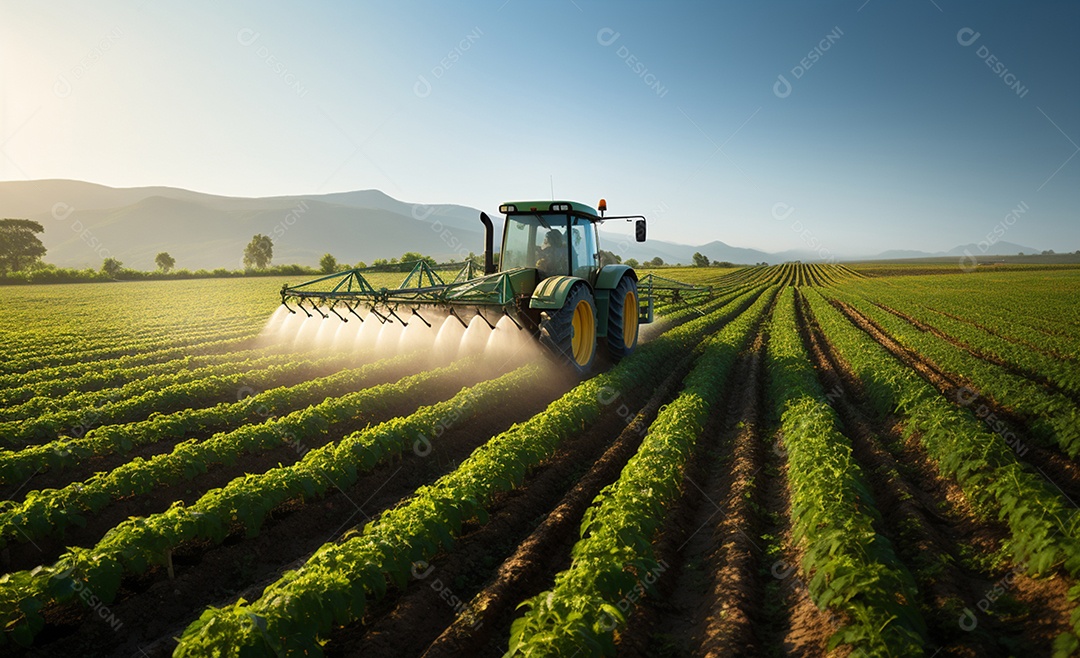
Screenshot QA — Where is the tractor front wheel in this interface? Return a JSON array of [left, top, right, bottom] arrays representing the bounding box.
[[539, 284, 597, 374], [606, 276, 639, 361]]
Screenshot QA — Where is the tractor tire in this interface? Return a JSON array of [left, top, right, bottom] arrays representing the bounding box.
[[606, 275, 639, 361], [539, 284, 597, 374]]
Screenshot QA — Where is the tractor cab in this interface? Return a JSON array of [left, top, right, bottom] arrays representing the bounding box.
[[497, 202, 600, 280], [495, 200, 646, 282], [477, 200, 650, 372]]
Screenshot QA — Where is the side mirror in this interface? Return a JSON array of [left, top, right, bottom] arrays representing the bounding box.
[[635, 219, 647, 242]]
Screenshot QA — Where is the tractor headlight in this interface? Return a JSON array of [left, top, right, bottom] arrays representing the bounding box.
[[500, 204, 517, 213], [550, 203, 570, 211]]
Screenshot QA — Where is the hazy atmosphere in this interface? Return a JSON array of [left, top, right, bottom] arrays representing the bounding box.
[[4, 4, 1080, 656], [1, 1, 1076, 263]]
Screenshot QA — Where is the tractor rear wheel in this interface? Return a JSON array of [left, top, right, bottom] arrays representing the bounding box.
[[606, 276, 639, 361], [539, 284, 597, 374]]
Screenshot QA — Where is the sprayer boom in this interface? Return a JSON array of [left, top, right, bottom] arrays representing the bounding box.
[[278, 199, 712, 372]]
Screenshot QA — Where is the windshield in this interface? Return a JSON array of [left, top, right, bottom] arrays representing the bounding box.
[[501, 214, 571, 275]]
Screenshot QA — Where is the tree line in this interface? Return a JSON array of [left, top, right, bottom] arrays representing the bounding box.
[[1, 219, 742, 285]]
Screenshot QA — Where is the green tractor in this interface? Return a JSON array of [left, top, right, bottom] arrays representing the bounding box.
[[279, 199, 709, 373]]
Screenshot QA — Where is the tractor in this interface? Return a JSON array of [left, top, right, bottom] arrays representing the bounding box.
[[279, 199, 709, 373]]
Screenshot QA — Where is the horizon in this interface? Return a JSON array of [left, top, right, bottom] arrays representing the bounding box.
[[3, 178, 1070, 265], [2, 1, 1077, 256]]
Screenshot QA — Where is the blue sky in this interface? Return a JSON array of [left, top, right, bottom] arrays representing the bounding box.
[[1, 0, 1077, 256]]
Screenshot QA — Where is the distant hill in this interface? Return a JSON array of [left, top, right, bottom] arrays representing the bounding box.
[[871, 241, 1040, 260], [0, 180, 489, 270], [0, 179, 1051, 269]]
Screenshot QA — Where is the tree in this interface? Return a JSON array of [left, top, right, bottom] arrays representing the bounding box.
[[646, 257, 664, 268], [243, 234, 273, 269], [692, 252, 710, 267], [155, 252, 176, 273], [320, 253, 338, 274], [598, 250, 622, 266], [354, 261, 367, 269], [0, 219, 46, 274], [624, 258, 640, 269], [1042, 249, 1056, 255], [399, 252, 436, 271], [102, 257, 123, 278]]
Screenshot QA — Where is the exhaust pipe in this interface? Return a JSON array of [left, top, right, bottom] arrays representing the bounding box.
[[480, 212, 495, 275]]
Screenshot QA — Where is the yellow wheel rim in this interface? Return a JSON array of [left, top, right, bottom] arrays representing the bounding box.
[[623, 290, 639, 347], [570, 298, 595, 366]]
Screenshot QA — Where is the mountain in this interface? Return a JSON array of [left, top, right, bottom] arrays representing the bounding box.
[[946, 242, 1040, 256], [1, 180, 486, 270], [868, 241, 1041, 260], [0, 179, 1049, 269]]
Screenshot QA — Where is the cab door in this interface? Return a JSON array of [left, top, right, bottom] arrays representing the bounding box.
[[570, 216, 599, 283]]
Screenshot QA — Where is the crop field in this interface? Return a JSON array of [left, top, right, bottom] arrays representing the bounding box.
[[2, 263, 1080, 657]]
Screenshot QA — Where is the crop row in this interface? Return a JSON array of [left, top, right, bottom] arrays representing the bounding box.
[[820, 288, 1080, 458], [0, 350, 365, 449], [859, 275, 1079, 357], [0, 334, 257, 394], [0, 322, 257, 376], [843, 281, 1080, 398], [0, 354, 492, 550], [803, 290, 1080, 599], [1, 283, 768, 649], [167, 286, 774, 655], [506, 286, 775, 656], [0, 348, 342, 422], [0, 351, 430, 485], [0, 362, 539, 648], [0, 319, 251, 368], [767, 289, 924, 654], [0, 344, 285, 408]]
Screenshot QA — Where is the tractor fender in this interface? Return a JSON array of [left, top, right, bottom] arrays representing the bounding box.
[[592, 266, 637, 336], [529, 276, 590, 310], [594, 264, 637, 290]]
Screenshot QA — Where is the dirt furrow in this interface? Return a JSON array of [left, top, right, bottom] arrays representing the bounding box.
[[803, 292, 1074, 656], [874, 302, 1080, 407], [831, 299, 1080, 503], [17, 372, 575, 658], [13, 358, 421, 496], [2, 367, 491, 574], [614, 337, 768, 657], [417, 358, 697, 658], [929, 306, 1078, 355]]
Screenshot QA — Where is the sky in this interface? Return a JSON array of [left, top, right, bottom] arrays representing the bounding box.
[[1, 0, 1077, 257]]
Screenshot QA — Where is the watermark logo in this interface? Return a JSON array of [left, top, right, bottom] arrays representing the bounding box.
[[50, 567, 123, 631], [596, 27, 669, 97], [51, 202, 112, 260], [271, 200, 310, 240], [410, 560, 484, 629], [958, 560, 1028, 631], [414, 28, 484, 98], [237, 28, 309, 98], [774, 26, 843, 99], [958, 200, 1028, 273], [956, 28, 1028, 98], [597, 560, 669, 631], [597, 28, 668, 98], [54, 28, 124, 98], [597, 386, 644, 434], [954, 386, 1029, 457], [770, 203, 837, 264]]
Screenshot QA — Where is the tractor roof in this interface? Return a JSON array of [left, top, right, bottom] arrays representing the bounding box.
[[499, 201, 600, 219]]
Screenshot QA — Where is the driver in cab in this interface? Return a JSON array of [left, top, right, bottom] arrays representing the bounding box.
[[535, 229, 568, 275]]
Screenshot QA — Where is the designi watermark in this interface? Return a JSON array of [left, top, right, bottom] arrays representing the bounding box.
[[774, 26, 843, 99]]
